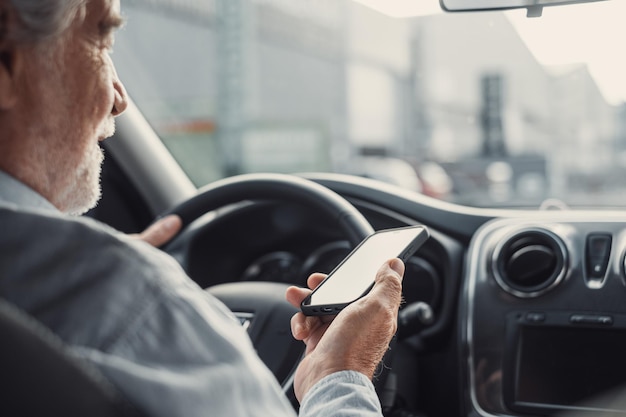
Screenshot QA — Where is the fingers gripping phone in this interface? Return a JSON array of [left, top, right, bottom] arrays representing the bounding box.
[[301, 225, 429, 316]]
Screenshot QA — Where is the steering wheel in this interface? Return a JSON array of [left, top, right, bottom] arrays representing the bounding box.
[[159, 173, 374, 395]]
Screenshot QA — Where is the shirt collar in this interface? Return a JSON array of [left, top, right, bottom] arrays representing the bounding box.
[[0, 170, 58, 212]]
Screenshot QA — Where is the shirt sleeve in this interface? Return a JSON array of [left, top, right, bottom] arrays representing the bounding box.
[[299, 371, 383, 417]]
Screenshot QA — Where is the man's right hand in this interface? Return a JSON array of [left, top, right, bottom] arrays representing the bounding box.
[[285, 258, 405, 403]]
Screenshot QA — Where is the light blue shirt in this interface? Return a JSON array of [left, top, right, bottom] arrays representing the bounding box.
[[0, 170, 382, 417]]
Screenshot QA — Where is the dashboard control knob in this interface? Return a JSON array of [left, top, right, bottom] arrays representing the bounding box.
[[398, 301, 434, 339]]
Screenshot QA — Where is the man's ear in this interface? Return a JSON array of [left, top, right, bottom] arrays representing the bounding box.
[[0, 1, 20, 110]]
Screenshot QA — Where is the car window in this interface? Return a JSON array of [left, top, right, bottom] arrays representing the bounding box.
[[113, 0, 626, 208]]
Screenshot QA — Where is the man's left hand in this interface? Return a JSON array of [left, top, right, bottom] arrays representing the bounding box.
[[132, 214, 182, 247]]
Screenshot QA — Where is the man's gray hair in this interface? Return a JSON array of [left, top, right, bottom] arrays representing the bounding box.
[[8, 0, 86, 43]]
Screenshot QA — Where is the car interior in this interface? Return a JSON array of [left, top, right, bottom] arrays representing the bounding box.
[[4, 0, 626, 416]]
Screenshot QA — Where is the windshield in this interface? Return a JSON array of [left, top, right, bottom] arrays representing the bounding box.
[[113, 0, 626, 209]]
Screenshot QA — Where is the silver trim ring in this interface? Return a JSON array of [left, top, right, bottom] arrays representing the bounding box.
[[491, 227, 568, 298]]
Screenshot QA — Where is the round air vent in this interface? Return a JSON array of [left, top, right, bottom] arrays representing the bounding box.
[[492, 228, 567, 298]]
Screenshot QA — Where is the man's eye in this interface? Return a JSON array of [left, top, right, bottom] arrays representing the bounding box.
[[99, 15, 124, 38], [99, 25, 116, 41], [98, 24, 117, 50]]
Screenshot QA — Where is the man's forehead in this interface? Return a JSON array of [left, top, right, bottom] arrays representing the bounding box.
[[80, 0, 122, 30], [110, 0, 121, 14]]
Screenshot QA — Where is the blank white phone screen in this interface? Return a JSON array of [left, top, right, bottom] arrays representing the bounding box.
[[307, 228, 424, 306]]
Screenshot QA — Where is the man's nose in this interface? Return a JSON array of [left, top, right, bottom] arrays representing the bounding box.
[[112, 76, 128, 116], [108, 55, 128, 116]]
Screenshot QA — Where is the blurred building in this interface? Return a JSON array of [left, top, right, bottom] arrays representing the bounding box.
[[118, 0, 348, 184], [115, 0, 620, 205], [410, 11, 619, 205]]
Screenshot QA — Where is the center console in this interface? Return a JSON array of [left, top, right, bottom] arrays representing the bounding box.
[[464, 216, 626, 416]]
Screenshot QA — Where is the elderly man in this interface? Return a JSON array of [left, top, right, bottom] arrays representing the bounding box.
[[0, 0, 405, 416]]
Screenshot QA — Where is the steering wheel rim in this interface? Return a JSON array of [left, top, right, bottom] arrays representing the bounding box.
[[161, 173, 374, 246], [158, 173, 375, 396]]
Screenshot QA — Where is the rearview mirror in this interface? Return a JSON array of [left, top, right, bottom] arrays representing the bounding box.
[[440, 0, 609, 17]]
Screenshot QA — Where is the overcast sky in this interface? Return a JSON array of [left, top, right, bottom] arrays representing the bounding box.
[[506, 1, 626, 105], [353, 0, 626, 105]]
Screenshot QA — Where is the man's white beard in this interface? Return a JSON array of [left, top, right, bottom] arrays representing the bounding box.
[[59, 144, 105, 216]]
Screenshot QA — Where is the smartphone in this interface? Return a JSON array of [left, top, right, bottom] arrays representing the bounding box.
[[300, 225, 429, 316]]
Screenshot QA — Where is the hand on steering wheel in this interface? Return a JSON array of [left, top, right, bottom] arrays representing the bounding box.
[[131, 214, 182, 247]]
